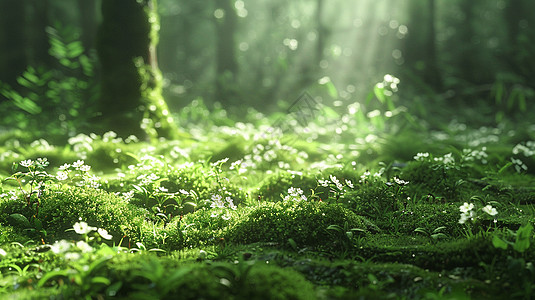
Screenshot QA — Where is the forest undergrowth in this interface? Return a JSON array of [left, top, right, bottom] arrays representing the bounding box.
[[1, 88, 535, 299]]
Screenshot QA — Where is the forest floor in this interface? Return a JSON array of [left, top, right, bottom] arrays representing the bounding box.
[[1, 98, 535, 299]]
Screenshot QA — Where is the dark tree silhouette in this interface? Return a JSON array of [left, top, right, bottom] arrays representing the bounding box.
[[214, 0, 238, 104], [0, 0, 27, 90], [96, 0, 177, 139]]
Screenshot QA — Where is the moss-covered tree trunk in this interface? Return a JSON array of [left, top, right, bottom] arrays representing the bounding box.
[[214, 0, 238, 104], [96, 0, 177, 140]]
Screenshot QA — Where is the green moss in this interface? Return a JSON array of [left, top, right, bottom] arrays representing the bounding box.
[[401, 160, 471, 200], [257, 171, 324, 202], [229, 200, 369, 249], [389, 203, 463, 236], [38, 186, 147, 242]]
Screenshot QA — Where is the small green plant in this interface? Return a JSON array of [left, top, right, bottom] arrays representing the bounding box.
[[414, 226, 448, 241], [38, 221, 119, 299], [326, 221, 366, 253], [492, 223, 533, 254], [4, 158, 54, 240]]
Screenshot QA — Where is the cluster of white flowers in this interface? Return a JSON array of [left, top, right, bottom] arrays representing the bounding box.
[[434, 153, 455, 165], [49, 221, 113, 261], [512, 141, 535, 157], [56, 160, 100, 188], [458, 202, 498, 224], [0, 190, 18, 201], [393, 177, 409, 185], [283, 187, 307, 202], [462, 147, 488, 164], [209, 194, 237, 220], [511, 158, 528, 173], [414, 152, 430, 161]]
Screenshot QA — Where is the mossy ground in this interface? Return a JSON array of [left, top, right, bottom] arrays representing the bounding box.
[[1, 103, 535, 299]]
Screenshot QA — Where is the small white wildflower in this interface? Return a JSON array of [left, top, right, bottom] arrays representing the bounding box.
[[76, 241, 93, 253], [72, 160, 85, 169], [211, 158, 229, 166], [458, 211, 475, 224], [442, 153, 455, 164], [56, 171, 68, 181], [157, 186, 168, 193], [482, 205, 498, 216], [50, 240, 72, 254], [64, 252, 81, 261], [73, 222, 96, 235], [20, 160, 33, 168], [210, 194, 225, 209], [345, 179, 354, 189], [318, 179, 329, 187], [393, 177, 409, 185], [179, 189, 189, 195], [226, 197, 237, 210], [122, 191, 134, 201], [414, 153, 429, 161], [0, 248, 7, 256], [59, 163, 71, 171], [79, 165, 91, 172], [459, 202, 474, 213], [97, 228, 113, 240], [221, 214, 231, 221]]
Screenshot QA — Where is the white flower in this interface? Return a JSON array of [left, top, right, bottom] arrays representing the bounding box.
[[73, 222, 96, 235], [56, 171, 68, 181], [345, 179, 354, 189], [414, 153, 429, 161], [393, 177, 409, 185], [73, 160, 85, 169], [210, 194, 225, 209], [459, 202, 474, 213], [226, 197, 237, 210], [20, 159, 33, 168], [318, 179, 329, 187], [0, 248, 7, 256], [64, 252, 81, 261], [59, 163, 71, 171], [79, 165, 91, 172], [97, 228, 113, 240], [458, 211, 475, 224], [442, 153, 455, 164], [51, 240, 72, 254], [76, 241, 93, 253], [482, 205, 498, 216]]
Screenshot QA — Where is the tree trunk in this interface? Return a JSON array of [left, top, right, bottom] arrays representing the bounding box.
[[425, 0, 441, 89], [96, 0, 177, 140], [214, 0, 238, 104], [0, 0, 27, 90], [77, 0, 98, 52]]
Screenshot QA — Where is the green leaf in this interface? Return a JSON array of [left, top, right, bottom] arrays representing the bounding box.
[[37, 269, 70, 287], [90, 276, 111, 286], [513, 223, 532, 253], [492, 235, 508, 250], [9, 214, 31, 228]]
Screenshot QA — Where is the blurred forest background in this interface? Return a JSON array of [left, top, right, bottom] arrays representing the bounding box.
[[0, 0, 534, 140]]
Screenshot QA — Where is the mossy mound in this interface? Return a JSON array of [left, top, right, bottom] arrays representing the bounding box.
[[38, 186, 147, 242], [107, 254, 317, 300], [257, 171, 324, 202], [228, 200, 370, 249]]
